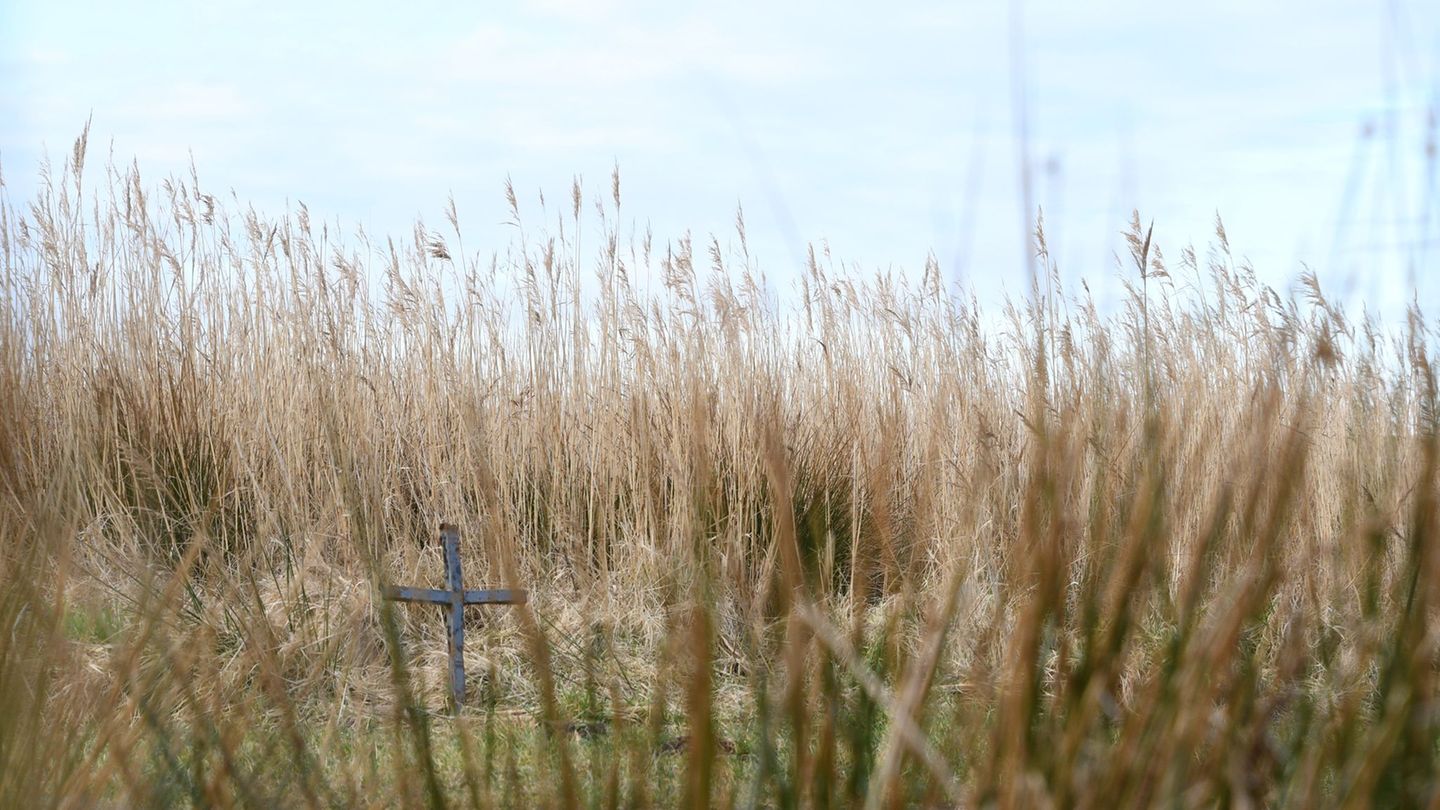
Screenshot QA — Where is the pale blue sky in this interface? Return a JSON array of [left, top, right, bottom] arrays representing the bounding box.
[[3, 1, 1438, 314]]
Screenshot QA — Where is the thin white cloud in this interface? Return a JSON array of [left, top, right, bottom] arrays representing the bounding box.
[[440, 18, 826, 91], [16, 47, 71, 67], [523, 0, 631, 23], [137, 81, 257, 123]]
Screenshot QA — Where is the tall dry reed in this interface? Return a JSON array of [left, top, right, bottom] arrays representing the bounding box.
[[1, 129, 1437, 806]]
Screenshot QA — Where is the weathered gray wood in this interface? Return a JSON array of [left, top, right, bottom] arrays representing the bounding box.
[[383, 523, 525, 710], [384, 586, 528, 605]]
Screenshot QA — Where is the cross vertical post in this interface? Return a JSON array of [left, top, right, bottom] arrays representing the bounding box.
[[443, 524, 465, 708], [383, 523, 527, 712]]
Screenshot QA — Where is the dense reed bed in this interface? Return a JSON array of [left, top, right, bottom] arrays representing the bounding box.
[[2, 131, 1438, 806]]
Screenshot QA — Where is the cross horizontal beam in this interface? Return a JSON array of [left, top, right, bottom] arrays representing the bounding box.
[[384, 586, 527, 605]]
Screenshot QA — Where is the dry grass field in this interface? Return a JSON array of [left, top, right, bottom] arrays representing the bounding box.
[[2, 132, 1438, 807]]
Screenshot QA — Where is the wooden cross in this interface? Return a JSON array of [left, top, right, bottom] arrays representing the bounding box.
[[384, 523, 526, 709]]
